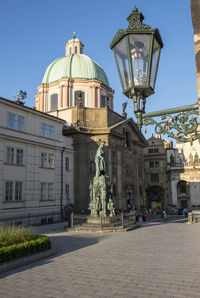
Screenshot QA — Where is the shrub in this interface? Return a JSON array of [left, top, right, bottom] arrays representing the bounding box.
[[0, 226, 37, 248], [0, 235, 51, 263]]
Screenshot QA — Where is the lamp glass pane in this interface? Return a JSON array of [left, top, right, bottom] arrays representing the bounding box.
[[150, 39, 161, 88], [129, 34, 151, 87], [114, 37, 131, 90]]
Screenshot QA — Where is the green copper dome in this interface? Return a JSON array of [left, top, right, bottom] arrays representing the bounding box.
[[42, 54, 110, 87]]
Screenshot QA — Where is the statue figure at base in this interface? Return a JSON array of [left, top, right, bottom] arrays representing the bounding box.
[[89, 142, 115, 217]]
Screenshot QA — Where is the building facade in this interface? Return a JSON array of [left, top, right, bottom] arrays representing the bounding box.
[[143, 136, 172, 212], [0, 97, 74, 225], [167, 140, 200, 210]]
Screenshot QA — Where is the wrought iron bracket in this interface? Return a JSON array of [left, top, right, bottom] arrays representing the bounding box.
[[140, 103, 199, 143]]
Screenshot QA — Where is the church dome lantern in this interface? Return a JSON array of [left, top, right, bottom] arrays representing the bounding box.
[[35, 35, 114, 113]]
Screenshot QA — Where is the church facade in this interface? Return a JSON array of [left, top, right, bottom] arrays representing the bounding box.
[[35, 36, 147, 212]]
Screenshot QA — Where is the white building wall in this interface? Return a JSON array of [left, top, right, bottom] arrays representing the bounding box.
[[0, 97, 74, 225]]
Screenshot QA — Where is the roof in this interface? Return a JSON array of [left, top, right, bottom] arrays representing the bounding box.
[[42, 54, 110, 87], [0, 97, 66, 123]]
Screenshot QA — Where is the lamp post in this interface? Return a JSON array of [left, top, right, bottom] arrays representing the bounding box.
[[110, 6, 163, 130], [110, 6, 199, 143]]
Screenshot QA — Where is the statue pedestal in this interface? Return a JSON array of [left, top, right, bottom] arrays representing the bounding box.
[[89, 175, 115, 218]]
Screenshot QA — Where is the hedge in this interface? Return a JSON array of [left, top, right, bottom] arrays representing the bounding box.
[[0, 235, 51, 263]]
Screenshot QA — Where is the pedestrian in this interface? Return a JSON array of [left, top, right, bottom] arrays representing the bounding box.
[[163, 209, 167, 221]]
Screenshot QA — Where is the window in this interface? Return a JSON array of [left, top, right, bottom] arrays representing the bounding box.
[[16, 149, 23, 165], [149, 161, 160, 168], [65, 184, 69, 201], [40, 183, 47, 200], [5, 182, 13, 201], [6, 147, 23, 165], [69, 47, 72, 54], [49, 126, 54, 139], [124, 131, 130, 148], [51, 94, 58, 110], [15, 182, 22, 200], [5, 181, 23, 201], [180, 184, 186, 194], [41, 124, 48, 137], [148, 148, 159, 153], [40, 182, 54, 200], [8, 113, 16, 129], [41, 153, 54, 168], [8, 113, 24, 131], [74, 91, 85, 106], [75, 46, 77, 54], [65, 157, 69, 171], [48, 183, 54, 200], [41, 124, 54, 139], [41, 153, 47, 167], [149, 161, 154, 168], [18, 116, 24, 131], [100, 95, 105, 107], [7, 147, 14, 164]]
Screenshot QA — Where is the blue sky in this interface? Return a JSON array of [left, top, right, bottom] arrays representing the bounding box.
[[0, 0, 197, 139]]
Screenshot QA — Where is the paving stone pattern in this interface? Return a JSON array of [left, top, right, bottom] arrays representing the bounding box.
[[1, 219, 200, 298]]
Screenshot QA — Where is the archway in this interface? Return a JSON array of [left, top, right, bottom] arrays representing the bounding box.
[[177, 180, 189, 209], [146, 185, 164, 213]]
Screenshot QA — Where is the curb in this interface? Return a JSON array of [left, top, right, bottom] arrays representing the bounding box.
[[65, 224, 138, 233], [0, 244, 57, 274]]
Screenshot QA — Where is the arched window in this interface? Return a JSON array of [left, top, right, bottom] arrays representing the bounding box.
[[177, 180, 187, 195], [74, 91, 85, 106], [124, 130, 131, 148], [50, 94, 58, 110], [75, 46, 78, 54], [69, 47, 72, 54], [100, 95, 105, 107]]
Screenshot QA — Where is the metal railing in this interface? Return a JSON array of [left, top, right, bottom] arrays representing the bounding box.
[[69, 211, 136, 230], [0, 211, 62, 227]]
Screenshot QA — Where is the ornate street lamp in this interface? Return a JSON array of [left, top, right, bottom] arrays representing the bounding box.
[[110, 6, 199, 143], [110, 6, 163, 130]]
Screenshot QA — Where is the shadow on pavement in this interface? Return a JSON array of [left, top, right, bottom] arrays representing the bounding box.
[[137, 217, 188, 228], [0, 234, 102, 278]]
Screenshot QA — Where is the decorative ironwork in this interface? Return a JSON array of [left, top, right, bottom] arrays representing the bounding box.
[[127, 6, 151, 30], [143, 106, 199, 143]]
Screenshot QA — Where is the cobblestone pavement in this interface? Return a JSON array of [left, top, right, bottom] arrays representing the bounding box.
[[1, 218, 200, 298]]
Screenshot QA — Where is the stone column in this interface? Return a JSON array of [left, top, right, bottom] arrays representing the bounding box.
[[65, 83, 69, 107], [191, 0, 200, 114], [97, 87, 101, 108], [59, 85, 63, 108], [40, 90, 44, 112], [92, 86, 96, 107]]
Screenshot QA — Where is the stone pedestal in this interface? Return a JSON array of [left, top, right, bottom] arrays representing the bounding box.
[[89, 175, 115, 218]]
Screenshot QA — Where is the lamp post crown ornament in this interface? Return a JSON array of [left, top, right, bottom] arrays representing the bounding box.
[[127, 6, 151, 30]]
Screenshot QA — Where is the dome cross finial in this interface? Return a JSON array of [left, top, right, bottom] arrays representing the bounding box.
[[73, 30, 76, 39]]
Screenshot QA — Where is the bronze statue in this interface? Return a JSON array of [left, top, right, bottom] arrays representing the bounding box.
[[95, 142, 106, 177]]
